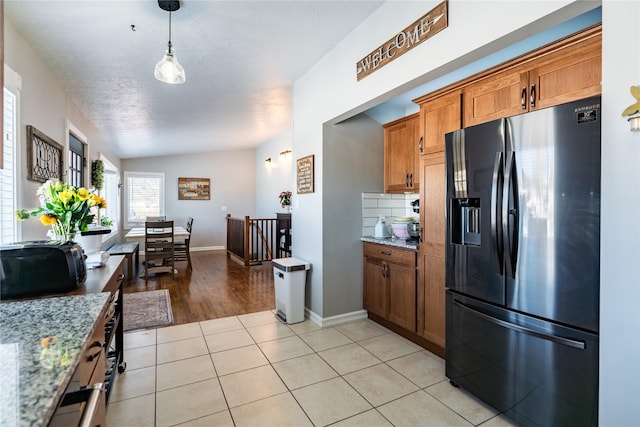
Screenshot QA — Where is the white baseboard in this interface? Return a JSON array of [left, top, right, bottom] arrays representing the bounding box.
[[191, 246, 225, 252], [304, 308, 368, 328]]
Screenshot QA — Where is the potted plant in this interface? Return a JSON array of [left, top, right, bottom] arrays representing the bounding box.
[[91, 159, 104, 190], [279, 191, 292, 208], [16, 180, 107, 241], [622, 85, 640, 132]]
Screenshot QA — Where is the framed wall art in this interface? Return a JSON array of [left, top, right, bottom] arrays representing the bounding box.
[[178, 177, 210, 200], [27, 125, 63, 182], [296, 154, 314, 194]]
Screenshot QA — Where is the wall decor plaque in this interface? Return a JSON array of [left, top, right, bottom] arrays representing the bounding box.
[[296, 155, 314, 194], [178, 177, 210, 200], [27, 125, 63, 182]]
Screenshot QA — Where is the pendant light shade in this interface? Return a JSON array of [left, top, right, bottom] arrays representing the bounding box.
[[155, 6, 186, 84], [154, 43, 186, 84]]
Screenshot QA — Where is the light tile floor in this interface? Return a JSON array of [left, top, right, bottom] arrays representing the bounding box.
[[107, 311, 519, 426]]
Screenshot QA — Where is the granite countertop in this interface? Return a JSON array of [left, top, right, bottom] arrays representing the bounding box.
[[361, 235, 419, 250], [0, 293, 110, 427]]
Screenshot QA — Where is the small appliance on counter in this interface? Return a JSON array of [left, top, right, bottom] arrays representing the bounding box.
[[0, 240, 87, 299], [406, 222, 421, 244], [390, 217, 416, 240], [411, 199, 420, 214], [76, 227, 111, 268], [374, 216, 391, 239]]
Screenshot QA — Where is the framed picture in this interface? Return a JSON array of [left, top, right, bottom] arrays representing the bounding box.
[[178, 177, 210, 200], [27, 125, 63, 182], [296, 154, 314, 194]]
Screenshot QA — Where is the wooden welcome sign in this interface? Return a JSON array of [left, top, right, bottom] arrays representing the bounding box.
[[356, 0, 448, 81]]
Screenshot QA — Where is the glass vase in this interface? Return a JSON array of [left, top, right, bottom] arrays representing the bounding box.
[[47, 230, 76, 243]]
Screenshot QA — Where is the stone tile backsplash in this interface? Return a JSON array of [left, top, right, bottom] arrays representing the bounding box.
[[362, 192, 419, 236]]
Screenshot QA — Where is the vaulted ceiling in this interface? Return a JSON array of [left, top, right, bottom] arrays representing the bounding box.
[[6, 1, 385, 158]]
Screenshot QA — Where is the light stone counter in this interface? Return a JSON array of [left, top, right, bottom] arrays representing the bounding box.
[[0, 293, 110, 427], [361, 235, 419, 250]]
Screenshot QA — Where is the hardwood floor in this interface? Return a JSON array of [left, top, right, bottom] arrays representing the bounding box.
[[122, 250, 276, 325]]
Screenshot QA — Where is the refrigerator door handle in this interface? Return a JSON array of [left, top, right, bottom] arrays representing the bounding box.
[[453, 299, 587, 350], [491, 152, 504, 275], [503, 151, 519, 278]]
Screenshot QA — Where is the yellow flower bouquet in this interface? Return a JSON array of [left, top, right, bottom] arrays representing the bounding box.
[[16, 180, 107, 239]]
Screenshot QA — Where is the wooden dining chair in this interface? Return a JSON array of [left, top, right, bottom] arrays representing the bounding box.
[[144, 220, 175, 282], [173, 217, 193, 271]]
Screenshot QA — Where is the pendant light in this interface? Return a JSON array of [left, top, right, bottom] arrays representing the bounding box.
[[154, 1, 186, 84]]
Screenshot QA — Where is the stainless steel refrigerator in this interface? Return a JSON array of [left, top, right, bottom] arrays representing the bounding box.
[[444, 96, 600, 427]]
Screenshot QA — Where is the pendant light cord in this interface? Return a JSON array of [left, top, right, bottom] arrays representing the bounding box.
[[168, 11, 173, 54]]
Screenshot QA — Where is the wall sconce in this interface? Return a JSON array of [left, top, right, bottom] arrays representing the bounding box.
[[279, 150, 292, 161], [264, 157, 272, 168], [622, 85, 640, 132]]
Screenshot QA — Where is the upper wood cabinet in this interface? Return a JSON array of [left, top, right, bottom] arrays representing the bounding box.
[[418, 90, 462, 154], [463, 29, 602, 127], [384, 113, 420, 193]]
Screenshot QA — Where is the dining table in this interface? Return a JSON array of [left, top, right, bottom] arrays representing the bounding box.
[[124, 226, 190, 253]]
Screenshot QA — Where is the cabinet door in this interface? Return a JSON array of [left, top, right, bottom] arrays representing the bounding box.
[[421, 253, 445, 347], [463, 66, 529, 127], [529, 35, 601, 111], [363, 256, 388, 318], [384, 113, 420, 193], [420, 90, 462, 154], [406, 114, 420, 191], [387, 262, 417, 332], [417, 153, 446, 348]]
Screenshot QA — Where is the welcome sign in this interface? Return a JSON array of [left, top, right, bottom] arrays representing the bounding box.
[[356, 1, 448, 81]]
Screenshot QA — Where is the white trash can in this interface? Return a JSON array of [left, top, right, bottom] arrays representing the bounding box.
[[272, 257, 310, 324]]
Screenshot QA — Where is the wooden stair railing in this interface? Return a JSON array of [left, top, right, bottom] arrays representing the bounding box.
[[226, 214, 278, 266]]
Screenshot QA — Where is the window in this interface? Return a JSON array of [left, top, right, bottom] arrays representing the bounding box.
[[0, 88, 17, 244], [100, 155, 120, 241], [68, 132, 85, 187], [124, 171, 165, 227]]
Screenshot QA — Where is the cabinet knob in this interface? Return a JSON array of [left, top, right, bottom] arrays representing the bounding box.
[[419, 136, 423, 153], [521, 87, 527, 110]]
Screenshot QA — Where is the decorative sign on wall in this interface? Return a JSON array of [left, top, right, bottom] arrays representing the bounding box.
[[27, 125, 63, 182], [296, 155, 315, 194], [356, 0, 448, 81], [178, 177, 210, 200]]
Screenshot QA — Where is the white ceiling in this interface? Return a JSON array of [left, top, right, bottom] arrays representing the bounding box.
[[5, 0, 385, 159]]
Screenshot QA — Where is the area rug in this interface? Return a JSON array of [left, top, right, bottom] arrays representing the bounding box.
[[123, 289, 174, 332]]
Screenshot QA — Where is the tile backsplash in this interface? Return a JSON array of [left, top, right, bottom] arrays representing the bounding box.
[[362, 192, 419, 236]]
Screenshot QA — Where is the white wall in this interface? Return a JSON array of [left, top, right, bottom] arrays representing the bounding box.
[[322, 114, 384, 318], [122, 149, 256, 249], [255, 129, 294, 218], [4, 17, 120, 242], [599, 1, 640, 425]]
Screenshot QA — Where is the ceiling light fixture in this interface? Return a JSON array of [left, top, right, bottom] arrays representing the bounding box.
[[154, 0, 186, 84]]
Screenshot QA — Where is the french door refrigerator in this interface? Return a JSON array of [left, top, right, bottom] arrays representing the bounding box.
[[444, 96, 601, 427]]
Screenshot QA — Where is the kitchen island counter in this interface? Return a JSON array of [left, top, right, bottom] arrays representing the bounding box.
[[0, 292, 110, 427], [361, 235, 418, 250]]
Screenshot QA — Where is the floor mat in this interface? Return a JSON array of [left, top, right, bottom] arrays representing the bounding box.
[[123, 289, 174, 331]]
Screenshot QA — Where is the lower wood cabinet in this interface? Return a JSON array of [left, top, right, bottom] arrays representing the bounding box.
[[363, 242, 417, 332]]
